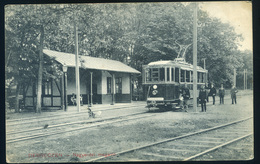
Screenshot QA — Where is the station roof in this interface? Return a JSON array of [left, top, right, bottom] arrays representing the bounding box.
[[43, 49, 140, 74], [147, 59, 207, 72]]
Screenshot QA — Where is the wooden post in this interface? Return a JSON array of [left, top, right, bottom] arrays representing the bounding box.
[[111, 73, 115, 105], [192, 2, 198, 112], [74, 23, 80, 112], [90, 72, 93, 106], [130, 74, 132, 102], [61, 76, 65, 111], [64, 72, 68, 111]]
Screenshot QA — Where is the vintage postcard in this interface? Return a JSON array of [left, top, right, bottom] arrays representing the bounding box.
[[5, 1, 253, 162]]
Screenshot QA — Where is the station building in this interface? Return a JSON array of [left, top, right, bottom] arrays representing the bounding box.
[[23, 49, 140, 109]]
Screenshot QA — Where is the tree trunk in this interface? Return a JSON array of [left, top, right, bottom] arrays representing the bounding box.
[[36, 26, 44, 113], [14, 82, 20, 113]]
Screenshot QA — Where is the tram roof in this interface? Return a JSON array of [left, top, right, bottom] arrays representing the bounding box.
[[43, 49, 140, 74], [147, 60, 207, 72]]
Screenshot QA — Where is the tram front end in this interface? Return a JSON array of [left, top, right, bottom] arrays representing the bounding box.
[[146, 84, 180, 110]]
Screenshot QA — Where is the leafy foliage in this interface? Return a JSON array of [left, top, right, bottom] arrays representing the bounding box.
[[5, 3, 252, 105]]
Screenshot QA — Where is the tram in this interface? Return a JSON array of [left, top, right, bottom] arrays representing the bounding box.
[[142, 57, 208, 110]]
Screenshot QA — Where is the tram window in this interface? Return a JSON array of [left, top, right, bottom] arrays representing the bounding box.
[[191, 71, 193, 82], [197, 72, 202, 83], [197, 72, 200, 83], [175, 68, 179, 82], [159, 68, 165, 81], [181, 70, 185, 82], [146, 68, 151, 82], [202, 73, 206, 83], [186, 71, 190, 82], [171, 68, 174, 81], [202, 73, 204, 83], [167, 68, 170, 81], [151, 68, 159, 81]]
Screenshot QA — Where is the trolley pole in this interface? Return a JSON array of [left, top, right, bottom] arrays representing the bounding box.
[[192, 2, 198, 112], [74, 21, 81, 112]]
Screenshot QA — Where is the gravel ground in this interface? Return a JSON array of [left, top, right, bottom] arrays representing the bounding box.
[[6, 93, 253, 163], [196, 136, 254, 161]]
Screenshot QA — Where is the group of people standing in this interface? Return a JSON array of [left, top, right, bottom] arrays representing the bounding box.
[[208, 83, 226, 105], [180, 83, 238, 112], [199, 83, 238, 112]]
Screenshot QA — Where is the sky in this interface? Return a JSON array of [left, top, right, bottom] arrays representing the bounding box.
[[200, 1, 252, 52]]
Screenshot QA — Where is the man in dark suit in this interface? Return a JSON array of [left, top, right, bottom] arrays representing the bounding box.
[[219, 83, 225, 104], [209, 84, 217, 105], [230, 85, 238, 104], [182, 83, 190, 109], [199, 85, 207, 112]]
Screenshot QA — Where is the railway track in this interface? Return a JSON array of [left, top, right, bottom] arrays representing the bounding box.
[[6, 103, 143, 123], [6, 112, 156, 144], [6, 110, 148, 136], [85, 116, 253, 162], [6, 104, 143, 127]]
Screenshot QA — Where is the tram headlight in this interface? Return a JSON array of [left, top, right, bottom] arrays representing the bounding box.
[[152, 90, 158, 95], [153, 85, 157, 89]]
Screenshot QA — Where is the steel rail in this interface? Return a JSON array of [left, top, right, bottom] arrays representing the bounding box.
[[6, 110, 147, 135], [6, 104, 143, 123], [85, 116, 253, 162], [183, 133, 253, 161], [6, 113, 156, 144], [6, 106, 142, 126]]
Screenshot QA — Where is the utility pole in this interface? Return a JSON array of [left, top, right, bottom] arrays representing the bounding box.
[[245, 69, 247, 90], [74, 22, 80, 112], [234, 68, 236, 87], [244, 69, 246, 90], [202, 58, 207, 87], [202, 58, 206, 69], [36, 25, 44, 113], [192, 2, 198, 112]]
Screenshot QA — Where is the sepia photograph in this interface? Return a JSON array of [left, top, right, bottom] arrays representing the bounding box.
[[5, 1, 253, 162]]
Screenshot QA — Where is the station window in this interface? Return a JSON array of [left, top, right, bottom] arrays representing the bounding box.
[[181, 70, 185, 82], [44, 80, 52, 96], [107, 77, 112, 94], [115, 77, 122, 94], [171, 68, 174, 81]]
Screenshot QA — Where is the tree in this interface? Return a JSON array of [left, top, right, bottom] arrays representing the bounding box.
[[5, 5, 67, 112], [5, 3, 251, 112]]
